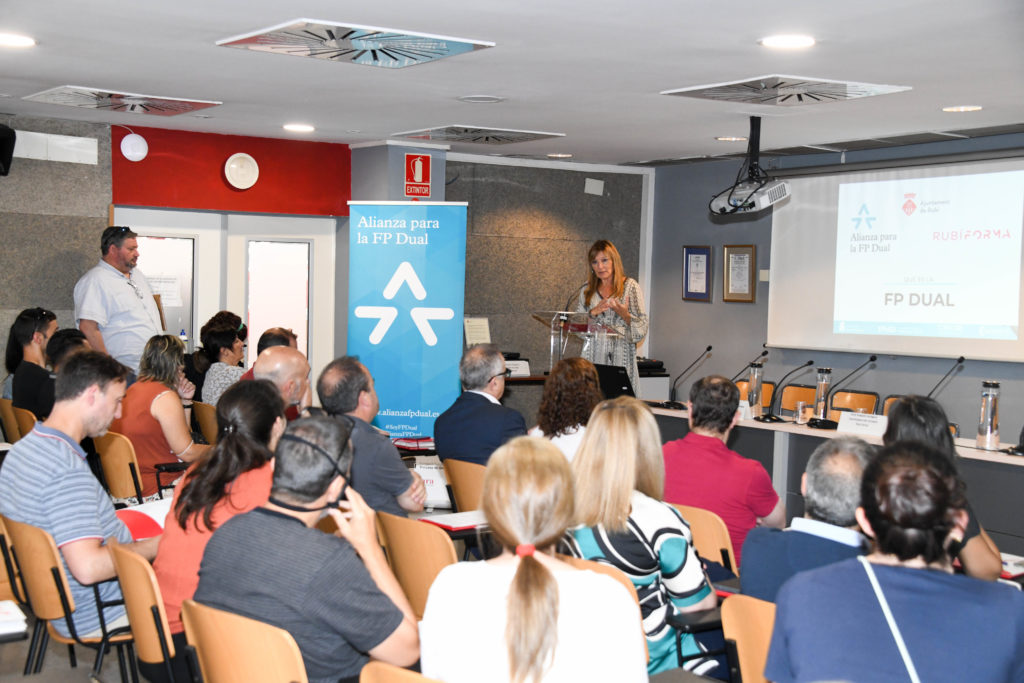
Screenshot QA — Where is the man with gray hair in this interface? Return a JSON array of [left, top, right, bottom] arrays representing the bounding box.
[[740, 436, 874, 602], [432, 343, 526, 466]]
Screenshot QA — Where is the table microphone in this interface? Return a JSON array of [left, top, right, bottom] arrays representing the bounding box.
[[808, 354, 877, 430], [667, 345, 712, 405], [926, 356, 965, 398], [754, 360, 814, 423], [730, 349, 769, 382]]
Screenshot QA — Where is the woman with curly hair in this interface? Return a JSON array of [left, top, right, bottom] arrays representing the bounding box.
[[528, 357, 603, 461]]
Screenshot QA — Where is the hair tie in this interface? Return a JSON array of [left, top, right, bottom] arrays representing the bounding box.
[[515, 544, 536, 558]]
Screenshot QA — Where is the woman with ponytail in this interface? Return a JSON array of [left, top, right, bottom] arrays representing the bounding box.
[[149, 379, 285, 681], [420, 436, 646, 682]]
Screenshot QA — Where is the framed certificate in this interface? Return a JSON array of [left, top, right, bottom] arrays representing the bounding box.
[[723, 244, 756, 303], [682, 245, 712, 302]]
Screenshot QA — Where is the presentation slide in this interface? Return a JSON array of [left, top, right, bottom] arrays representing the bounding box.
[[833, 170, 1024, 340]]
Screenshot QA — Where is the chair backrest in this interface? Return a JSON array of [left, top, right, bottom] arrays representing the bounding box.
[[881, 394, 904, 416], [192, 401, 218, 445], [0, 397, 21, 443], [669, 504, 737, 574], [93, 431, 145, 503], [721, 594, 776, 683], [735, 380, 776, 409], [0, 515, 26, 603], [375, 512, 457, 620], [442, 459, 485, 512], [1, 515, 77, 621], [12, 406, 37, 440], [830, 390, 879, 415], [557, 554, 648, 660], [109, 542, 175, 665], [778, 384, 816, 414], [360, 661, 442, 682], [181, 599, 307, 683]]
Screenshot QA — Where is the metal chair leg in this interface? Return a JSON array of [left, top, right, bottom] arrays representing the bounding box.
[[68, 643, 77, 668], [23, 619, 45, 674]]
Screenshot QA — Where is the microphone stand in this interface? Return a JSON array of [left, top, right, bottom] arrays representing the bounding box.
[[808, 355, 877, 430], [667, 345, 712, 406], [926, 356, 965, 398], [754, 360, 814, 423], [730, 349, 769, 382]]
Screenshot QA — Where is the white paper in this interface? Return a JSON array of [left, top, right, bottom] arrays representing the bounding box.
[[837, 411, 888, 436], [688, 254, 707, 293], [147, 276, 183, 307], [728, 253, 750, 295], [464, 316, 491, 346]]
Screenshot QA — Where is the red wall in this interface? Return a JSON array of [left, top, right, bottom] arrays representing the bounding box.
[[112, 126, 350, 216]]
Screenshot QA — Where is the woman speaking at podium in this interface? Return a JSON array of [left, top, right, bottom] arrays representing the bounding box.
[[576, 240, 648, 397]]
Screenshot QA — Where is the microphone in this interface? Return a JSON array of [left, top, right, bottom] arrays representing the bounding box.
[[808, 355, 878, 430], [563, 282, 589, 313], [754, 360, 814, 423], [926, 356, 965, 398], [730, 349, 769, 382], [667, 345, 712, 406]]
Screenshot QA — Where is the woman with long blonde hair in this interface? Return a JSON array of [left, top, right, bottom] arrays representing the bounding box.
[[568, 396, 719, 677], [420, 436, 646, 682]]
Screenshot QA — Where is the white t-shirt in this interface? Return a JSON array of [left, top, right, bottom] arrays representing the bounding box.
[[420, 560, 648, 683], [528, 425, 586, 462]]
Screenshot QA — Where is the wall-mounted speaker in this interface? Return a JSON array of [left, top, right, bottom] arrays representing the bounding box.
[[0, 124, 14, 176]]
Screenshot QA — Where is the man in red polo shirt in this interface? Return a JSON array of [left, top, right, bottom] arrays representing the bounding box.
[[662, 375, 785, 568]]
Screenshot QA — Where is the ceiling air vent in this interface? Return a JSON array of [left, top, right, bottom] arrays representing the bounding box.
[[661, 75, 910, 106], [23, 86, 220, 115], [217, 19, 494, 69], [392, 125, 564, 144]]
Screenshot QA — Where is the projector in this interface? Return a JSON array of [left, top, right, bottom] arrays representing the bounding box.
[[710, 179, 791, 214]]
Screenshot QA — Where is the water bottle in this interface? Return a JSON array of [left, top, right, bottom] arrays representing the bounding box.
[[747, 362, 764, 418], [179, 328, 189, 352], [813, 367, 832, 419], [976, 380, 1000, 450]]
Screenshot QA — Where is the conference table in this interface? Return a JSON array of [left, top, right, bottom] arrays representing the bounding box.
[[651, 406, 1024, 555]]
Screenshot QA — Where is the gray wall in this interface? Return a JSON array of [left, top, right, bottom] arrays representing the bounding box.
[[0, 116, 111, 369], [649, 142, 1024, 444]]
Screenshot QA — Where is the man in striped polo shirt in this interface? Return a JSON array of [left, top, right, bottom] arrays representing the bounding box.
[[0, 351, 160, 637]]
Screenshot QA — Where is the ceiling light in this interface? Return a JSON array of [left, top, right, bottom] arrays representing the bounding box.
[[942, 105, 982, 113], [457, 95, 505, 104], [715, 136, 747, 142], [547, 153, 573, 159], [0, 32, 35, 48], [759, 34, 816, 49], [283, 123, 315, 133]]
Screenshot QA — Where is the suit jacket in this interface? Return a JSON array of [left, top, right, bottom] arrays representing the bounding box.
[[433, 391, 526, 466], [740, 525, 865, 602]]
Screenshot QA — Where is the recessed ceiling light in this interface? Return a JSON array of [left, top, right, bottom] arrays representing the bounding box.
[[283, 123, 315, 133], [0, 32, 35, 48], [715, 136, 747, 142], [457, 95, 505, 104], [547, 153, 573, 159], [345, 129, 361, 134], [942, 105, 982, 113], [759, 34, 815, 49]]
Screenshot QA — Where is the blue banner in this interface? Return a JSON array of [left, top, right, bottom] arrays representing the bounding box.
[[347, 202, 467, 437]]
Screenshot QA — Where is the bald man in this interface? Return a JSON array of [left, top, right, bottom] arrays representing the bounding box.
[[252, 346, 311, 419]]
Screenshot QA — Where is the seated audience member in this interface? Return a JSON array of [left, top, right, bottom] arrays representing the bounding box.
[[183, 310, 246, 400], [567, 397, 719, 677], [433, 343, 526, 465], [662, 375, 784, 567], [7, 307, 58, 419], [197, 318, 247, 407], [421, 436, 647, 682], [741, 436, 873, 602], [766, 441, 1024, 683], [0, 351, 159, 637], [316, 357, 425, 516], [884, 395, 1002, 581], [150, 380, 285, 683], [528, 357, 603, 461], [239, 326, 298, 381], [110, 335, 210, 498], [46, 328, 91, 372], [252, 345, 312, 420], [194, 416, 419, 683]]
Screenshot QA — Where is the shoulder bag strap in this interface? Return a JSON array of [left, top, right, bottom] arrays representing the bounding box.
[[858, 556, 921, 683]]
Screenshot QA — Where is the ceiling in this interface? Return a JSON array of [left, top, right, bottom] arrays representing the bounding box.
[[2, 0, 1022, 166]]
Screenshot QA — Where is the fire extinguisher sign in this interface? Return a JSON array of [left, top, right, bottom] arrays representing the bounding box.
[[404, 154, 431, 198]]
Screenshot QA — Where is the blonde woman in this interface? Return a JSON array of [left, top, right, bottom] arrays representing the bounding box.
[[420, 436, 647, 682], [567, 397, 719, 677]]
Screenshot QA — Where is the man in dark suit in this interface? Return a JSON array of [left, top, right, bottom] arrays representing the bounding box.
[[433, 343, 526, 466], [740, 436, 874, 602]]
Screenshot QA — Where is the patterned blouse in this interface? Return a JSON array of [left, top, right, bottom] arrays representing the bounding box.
[[577, 277, 649, 397]]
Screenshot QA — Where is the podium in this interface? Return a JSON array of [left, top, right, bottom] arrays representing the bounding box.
[[532, 311, 622, 373]]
